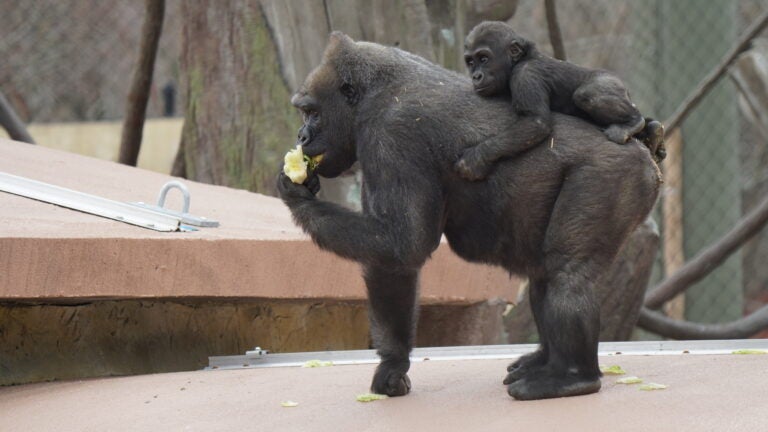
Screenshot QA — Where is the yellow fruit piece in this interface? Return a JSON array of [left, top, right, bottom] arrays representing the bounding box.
[[301, 360, 333, 368], [356, 393, 388, 402], [639, 383, 667, 391], [281, 401, 299, 407], [617, 376, 643, 384], [600, 365, 626, 375], [284, 145, 308, 184], [732, 349, 767, 355]]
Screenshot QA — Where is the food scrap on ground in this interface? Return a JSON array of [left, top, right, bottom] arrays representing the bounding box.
[[301, 360, 333, 368], [639, 383, 668, 391], [356, 393, 389, 402], [617, 376, 643, 384], [600, 365, 627, 375], [281, 401, 299, 407]]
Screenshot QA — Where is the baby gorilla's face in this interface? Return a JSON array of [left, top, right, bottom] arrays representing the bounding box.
[[464, 43, 510, 97]]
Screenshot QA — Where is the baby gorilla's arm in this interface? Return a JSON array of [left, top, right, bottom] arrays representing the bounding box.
[[455, 73, 552, 181]]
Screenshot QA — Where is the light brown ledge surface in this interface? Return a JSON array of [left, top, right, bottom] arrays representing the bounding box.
[[0, 138, 517, 304]]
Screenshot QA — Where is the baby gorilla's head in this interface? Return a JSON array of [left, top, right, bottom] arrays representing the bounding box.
[[464, 21, 530, 97]]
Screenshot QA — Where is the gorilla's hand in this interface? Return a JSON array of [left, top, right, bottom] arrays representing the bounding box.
[[277, 170, 321, 202], [455, 146, 493, 181]]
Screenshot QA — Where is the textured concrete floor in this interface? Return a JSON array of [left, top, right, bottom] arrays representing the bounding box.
[[1, 353, 766, 432]]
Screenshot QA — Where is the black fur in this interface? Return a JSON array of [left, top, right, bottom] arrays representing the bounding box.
[[277, 32, 660, 400], [457, 21, 665, 181]]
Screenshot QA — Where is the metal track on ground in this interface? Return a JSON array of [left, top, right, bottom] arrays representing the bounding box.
[[207, 339, 768, 370]]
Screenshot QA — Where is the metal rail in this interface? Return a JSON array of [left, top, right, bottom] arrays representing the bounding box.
[[208, 339, 768, 370]]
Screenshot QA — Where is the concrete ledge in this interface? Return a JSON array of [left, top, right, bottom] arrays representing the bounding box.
[[0, 138, 519, 384], [0, 138, 517, 304]]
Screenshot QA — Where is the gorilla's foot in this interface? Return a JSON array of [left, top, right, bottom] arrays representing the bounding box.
[[507, 372, 601, 400], [637, 119, 666, 163], [371, 361, 412, 396], [604, 125, 630, 144], [503, 350, 548, 384]]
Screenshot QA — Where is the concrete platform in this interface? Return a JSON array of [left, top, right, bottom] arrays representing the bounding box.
[[1, 342, 766, 432], [0, 138, 518, 384], [0, 138, 515, 304]]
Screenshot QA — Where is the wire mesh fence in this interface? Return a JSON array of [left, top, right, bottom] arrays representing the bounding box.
[[1, 0, 767, 336], [0, 0, 182, 123]]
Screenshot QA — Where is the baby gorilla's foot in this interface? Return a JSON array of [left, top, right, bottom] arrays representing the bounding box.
[[455, 146, 492, 181], [604, 125, 631, 144], [636, 118, 666, 163]]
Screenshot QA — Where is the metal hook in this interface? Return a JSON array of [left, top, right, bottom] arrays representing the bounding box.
[[156, 181, 190, 214]]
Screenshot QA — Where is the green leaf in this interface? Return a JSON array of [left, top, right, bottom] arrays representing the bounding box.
[[639, 383, 667, 391], [600, 365, 626, 375], [732, 349, 767, 355], [356, 393, 389, 402], [617, 376, 643, 384], [302, 360, 333, 368]]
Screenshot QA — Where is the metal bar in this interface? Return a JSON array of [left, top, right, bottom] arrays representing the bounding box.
[[0, 171, 182, 232], [207, 339, 768, 370]]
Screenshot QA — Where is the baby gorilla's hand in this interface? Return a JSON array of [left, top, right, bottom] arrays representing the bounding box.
[[455, 146, 493, 181]]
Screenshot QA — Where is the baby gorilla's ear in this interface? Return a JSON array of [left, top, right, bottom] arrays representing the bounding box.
[[508, 41, 525, 62]]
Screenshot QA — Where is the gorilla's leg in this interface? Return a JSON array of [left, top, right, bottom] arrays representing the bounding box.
[[573, 75, 645, 145], [504, 277, 549, 384], [364, 265, 419, 396], [507, 164, 644, 400]]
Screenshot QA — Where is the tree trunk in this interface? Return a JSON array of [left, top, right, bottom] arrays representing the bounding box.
[[119, 0, 165, 167], [177, 0, 301, 194]]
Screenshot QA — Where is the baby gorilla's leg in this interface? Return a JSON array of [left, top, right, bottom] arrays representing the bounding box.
[[573, 74, 645, 144]]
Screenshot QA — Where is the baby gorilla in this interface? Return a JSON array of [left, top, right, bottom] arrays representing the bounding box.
[[457, 21, 664, 181]]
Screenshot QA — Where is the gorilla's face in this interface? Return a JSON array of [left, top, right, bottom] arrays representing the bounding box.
[[291, 64, 358, 178]]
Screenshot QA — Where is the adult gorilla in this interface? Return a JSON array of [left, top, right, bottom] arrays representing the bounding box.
[[277, 32, 660, 400]]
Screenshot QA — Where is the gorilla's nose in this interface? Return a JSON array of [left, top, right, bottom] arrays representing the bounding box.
[[472, 71, 484, 82], [297, 126, 311, 145]]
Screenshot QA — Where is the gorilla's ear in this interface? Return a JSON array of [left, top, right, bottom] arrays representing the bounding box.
[[508, 40, 525, 62], [340, 82, 359, 106]]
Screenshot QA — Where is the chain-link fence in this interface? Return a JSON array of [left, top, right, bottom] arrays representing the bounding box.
[[0, 0, 182, 123], [1, 0, 767, 336]]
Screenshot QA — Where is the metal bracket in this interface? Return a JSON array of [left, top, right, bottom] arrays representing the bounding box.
[[132, 181, 219, 228]]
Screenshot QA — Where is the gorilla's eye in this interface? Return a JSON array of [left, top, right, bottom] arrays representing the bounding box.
[[302, 110, 319, 123], [465, 57, 474, 67], [479, 56, 489, 64]]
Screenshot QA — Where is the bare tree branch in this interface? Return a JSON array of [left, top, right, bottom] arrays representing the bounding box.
[[665, 9, 768, 132], [0, 90, 35, 144], [638, 305, 768, 339], [119, 0, 165, 166], [543, 0, 566, 61], [644, 192, 768, 309]]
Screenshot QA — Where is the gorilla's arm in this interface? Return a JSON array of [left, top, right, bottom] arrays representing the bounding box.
[[277, 164, 443, 269]]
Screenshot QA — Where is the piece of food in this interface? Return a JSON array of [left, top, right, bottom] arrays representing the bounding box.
[[284, 145, 308, 184], [732, 349, 767, 355], [616, 376, 643, 384], [356, 393, 389, 402], [600, 365, 626, 375], [301, 360, 333, 368], [283, 146, 324, 184], [639, 383, 667, 391], [281, 401, 299, 407]]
